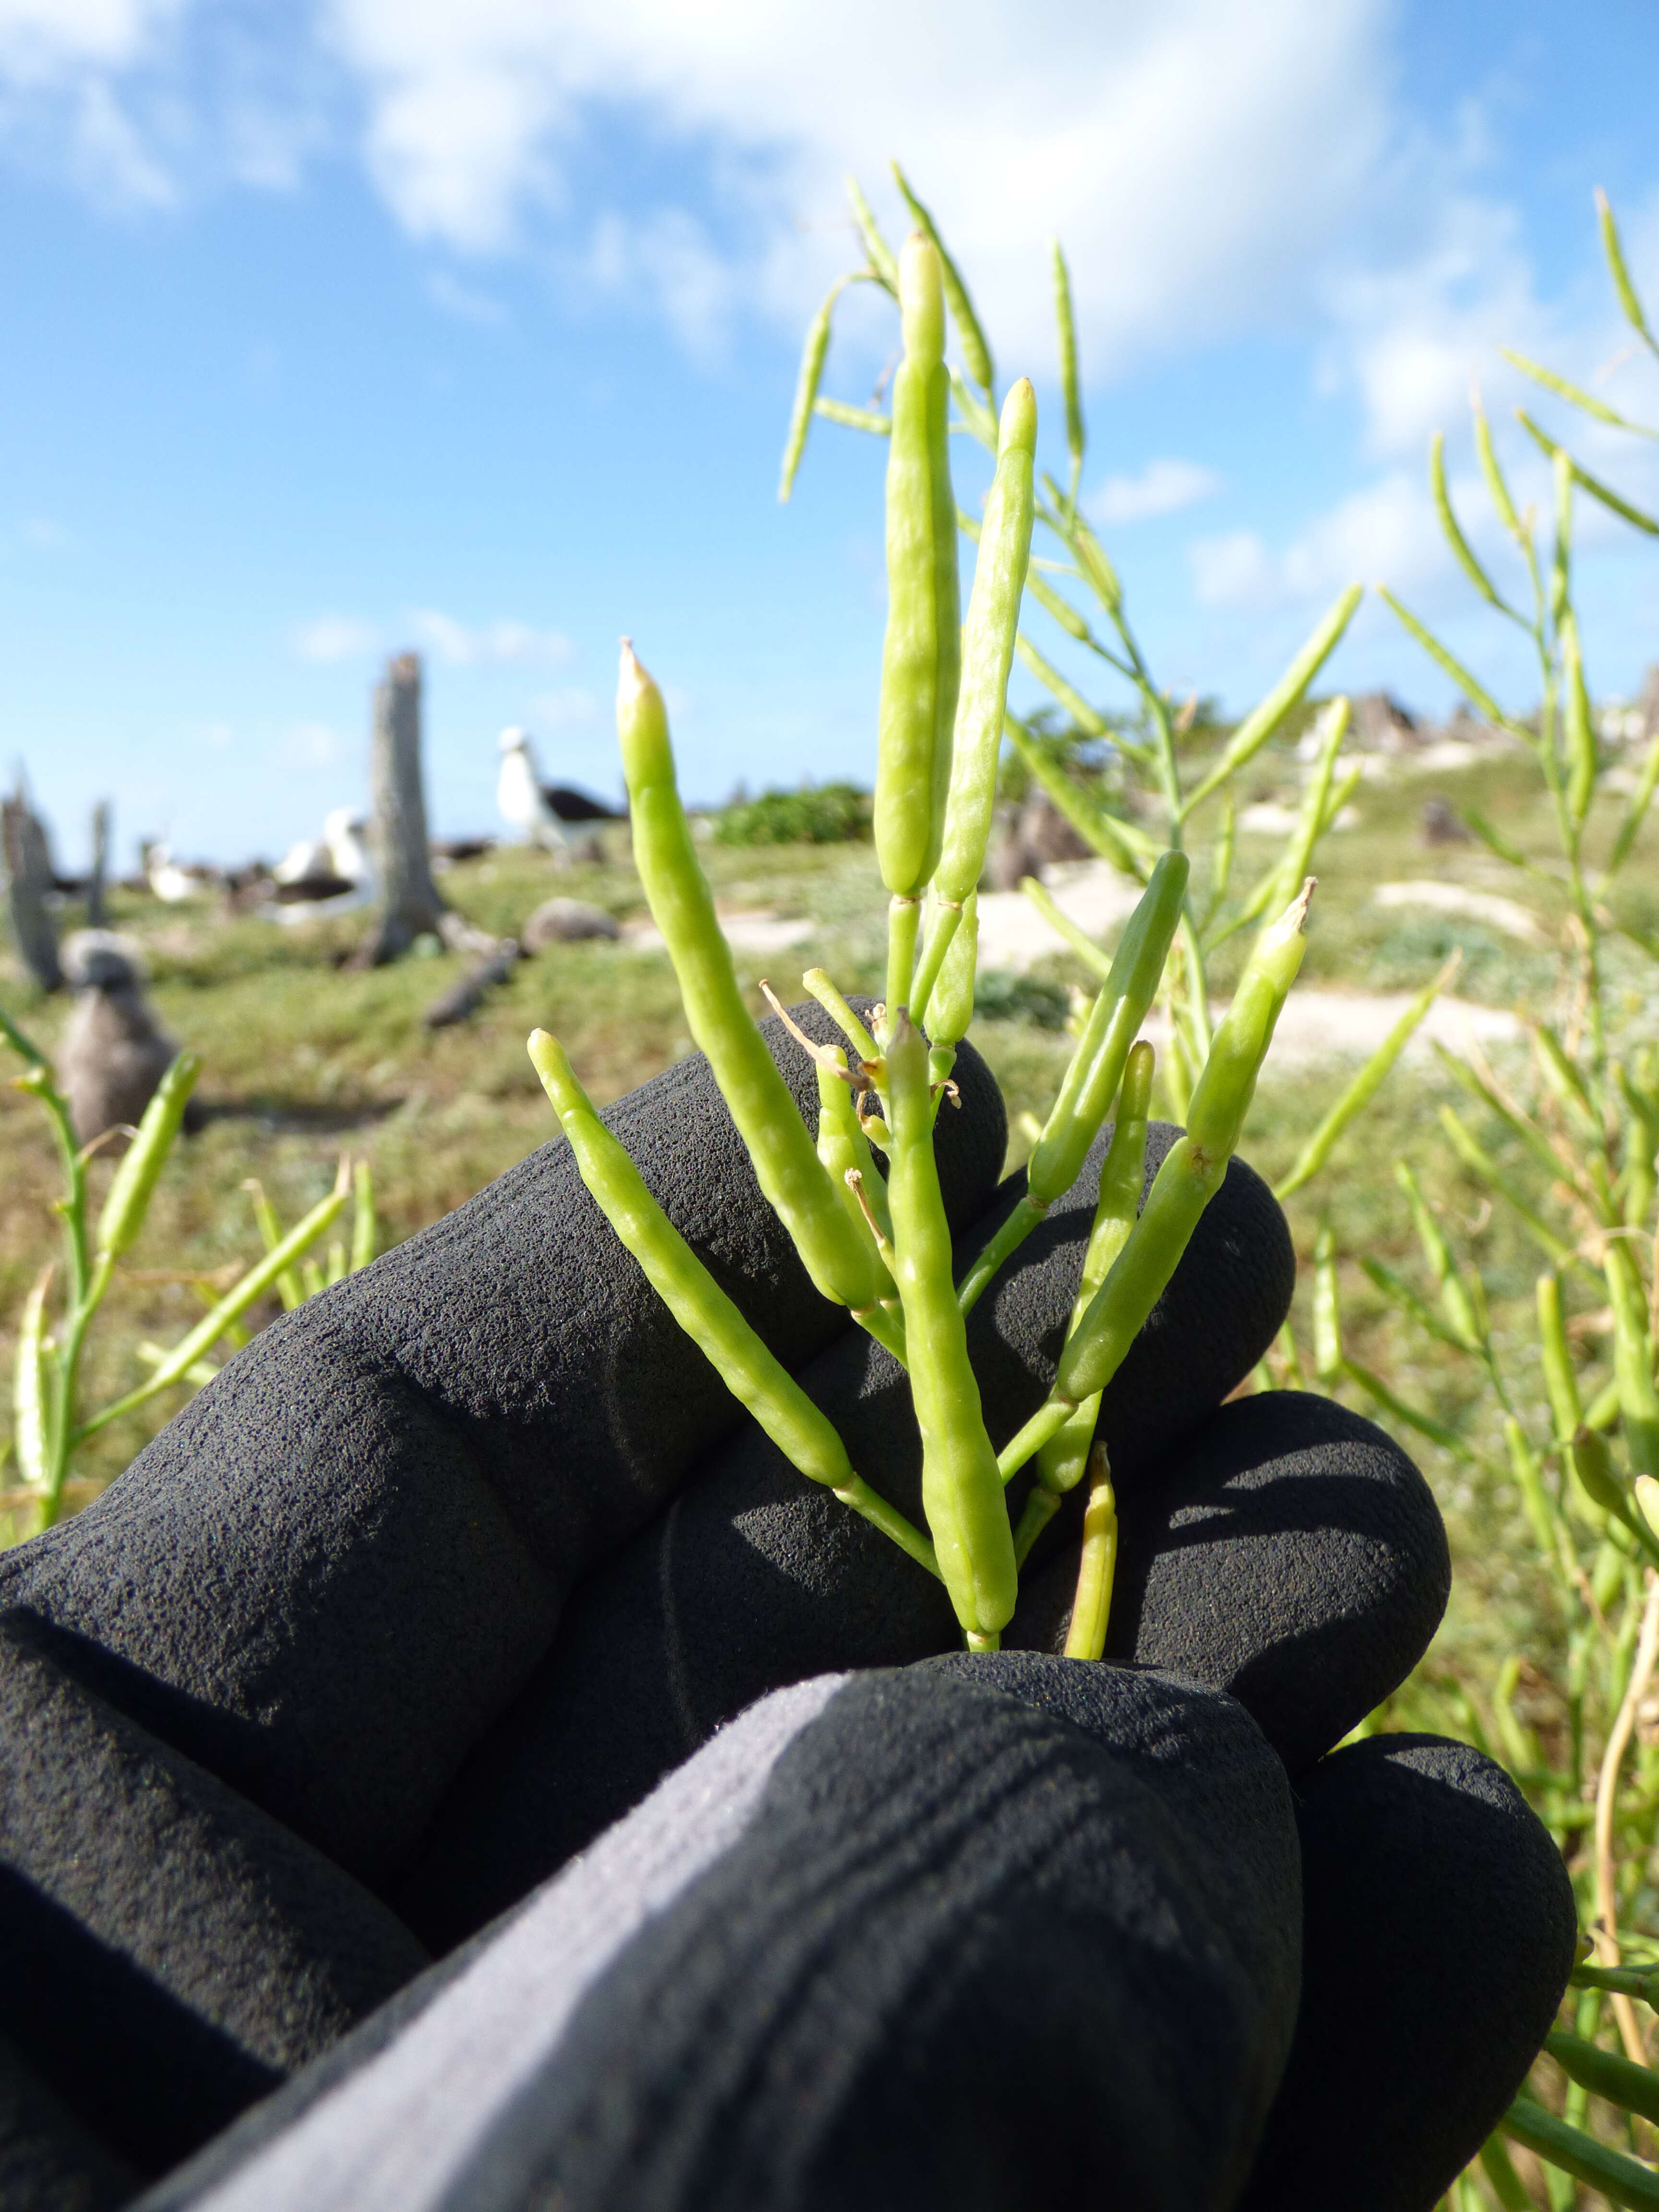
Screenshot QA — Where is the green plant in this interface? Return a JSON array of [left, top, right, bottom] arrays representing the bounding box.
[[1314, 190, 1659, 2209], [2, 1002, 374, 1533], [529, 223, 1336, 1667], [715, 781, 871, 848]]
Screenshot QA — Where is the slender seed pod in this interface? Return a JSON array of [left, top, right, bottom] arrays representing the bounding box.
[[779, 276, 847, 503], [1550, 448, 1572, 627], [1069, 513, 1121, 616], [885, 1011, 1016, 1639], [529, 1030, 937, 1578], [1536, 1272, 1583, 1450], [890, 162, 995, 395], [82, 1162, 354, 1441], [1637, 1474, 1659, 1545], [1036, 1041, 1154, 1498], [1504, 1416, 1559, 1575], [351, 1161, 378, 1273], [1063, 1445, 1118, 1662], [935, 378, 1037, 905], [1562, 612, 1597, 824], [876, 235, 960, 899], [1597, 187, 1655, 347], [957, 856, 1185, 1319], [243, 1178, 304, 1309], [95, 1050, 202, 1260], [1472, 382, 1527, 547], [1431, 431, 1512, 613], [815, 1060, 895, 1265], [1028, 851, 1189, 1205], [1181, 586, 1363, 817], [1312, 1223, 1342, 1382], [12, 1264, 53, 1488], [846, 173, 899, 293], [1185, 880, 1315, 1161], [617, 644, 884, 1310], [1571, 1424, 1626, 1518], [1606, 1239, 1659, 1477], [1015, 634, 1110, 736], [928, 890, 978, 1047], [1052, 240, 1084, 491], [1054, 882, 1312, 1409]]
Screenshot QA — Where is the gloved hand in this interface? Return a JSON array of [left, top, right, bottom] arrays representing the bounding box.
[[0, 1006, 1574, 2212]]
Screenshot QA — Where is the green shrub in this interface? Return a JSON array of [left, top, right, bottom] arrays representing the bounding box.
[[714, 782, 871, 847]]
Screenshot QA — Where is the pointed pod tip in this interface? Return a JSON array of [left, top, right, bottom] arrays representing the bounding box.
[[999, 377, 1037, 458]]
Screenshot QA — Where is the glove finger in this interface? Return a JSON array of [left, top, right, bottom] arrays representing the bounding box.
[[1008, 1391, 1451, 1775], [0, 1008, 1004, 1888], [170, 1661, 1299, 2212], [1234, 1731, 1575, 2212], [397, 1133, 1291, 1946], [0, 2032, 137, 2212], [0, 1610, 428, 2183]]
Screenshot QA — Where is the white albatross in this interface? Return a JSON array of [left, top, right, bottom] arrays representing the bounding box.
[[496, 728, 568, 853]]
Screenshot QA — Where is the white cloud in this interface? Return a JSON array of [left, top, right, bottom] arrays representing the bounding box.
[[1090, 457, 1222, 526], [321, 0, 1397, 368], [408, 609, 573, 665], [294, 613, 378, 662], [0, 0, 177, 83], [426, 268, 509, 325], [1191, 471, 1443, 613]]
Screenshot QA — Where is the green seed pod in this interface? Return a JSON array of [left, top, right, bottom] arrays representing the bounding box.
[[885, 1011, 1016, 1638], [1052, 240, 1084, 486], [846, 173, 899, 293], [95, 1050, 203, 1261], [875, 233, 960, 898], [1027, 850, 1188, 1207], [928, 890, 977, 1047], [1055, 884, 1312, 1409], [1536, 1273, 1582, 1449], [934, 378, 1037, 906], [1036, 1040, 1154, 1499], [1597, 187, 1654, 345], [1070, 514, 1121, 615], [1636, 1474, 1659, 1543], [351, 1160, 378, 1273], [12, 1264, 52, 1488], [617, 646, 885, 1312], [890, 162, 995, 395], [1562, 612, 1597, 825], [1185, 882, 1314, 1160], [1570, 1424, 1626, 1517], [1312, 1222, 1341, 1383], [779, 277, 845, 504]]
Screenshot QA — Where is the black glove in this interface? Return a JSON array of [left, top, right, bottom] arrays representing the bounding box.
[[0, 1007, 1574, 2211]]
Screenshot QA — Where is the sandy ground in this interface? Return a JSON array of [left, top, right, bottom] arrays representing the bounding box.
[[625, 857, 1527, 1064]]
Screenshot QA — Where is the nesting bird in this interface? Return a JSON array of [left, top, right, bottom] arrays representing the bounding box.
[[57, 931, 205, 1147], [496, 728, 570, 853], [269, 807, 374, 919]]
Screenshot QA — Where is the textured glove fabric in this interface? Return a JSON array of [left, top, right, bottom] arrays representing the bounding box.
[[0, 1006, 1005, 1893], [1235, 1733, 1578, 2212], [396, 1126, 1300, 1946], [143, 1660, 1301, 2212], [0, 1610, 429, 2186], [1009, 1389, 1453, 1777]]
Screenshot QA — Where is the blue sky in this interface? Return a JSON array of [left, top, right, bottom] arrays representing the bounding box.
[[0, 0, 1656, 866]]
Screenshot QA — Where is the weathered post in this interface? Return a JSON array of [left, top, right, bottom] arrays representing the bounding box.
[[1, 786, 63, 991], [88, 800, 110, 928], [360, 652, 447, 965]]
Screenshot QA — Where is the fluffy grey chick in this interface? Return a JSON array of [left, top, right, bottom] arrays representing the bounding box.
[[58, 930, 205, 1147]]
